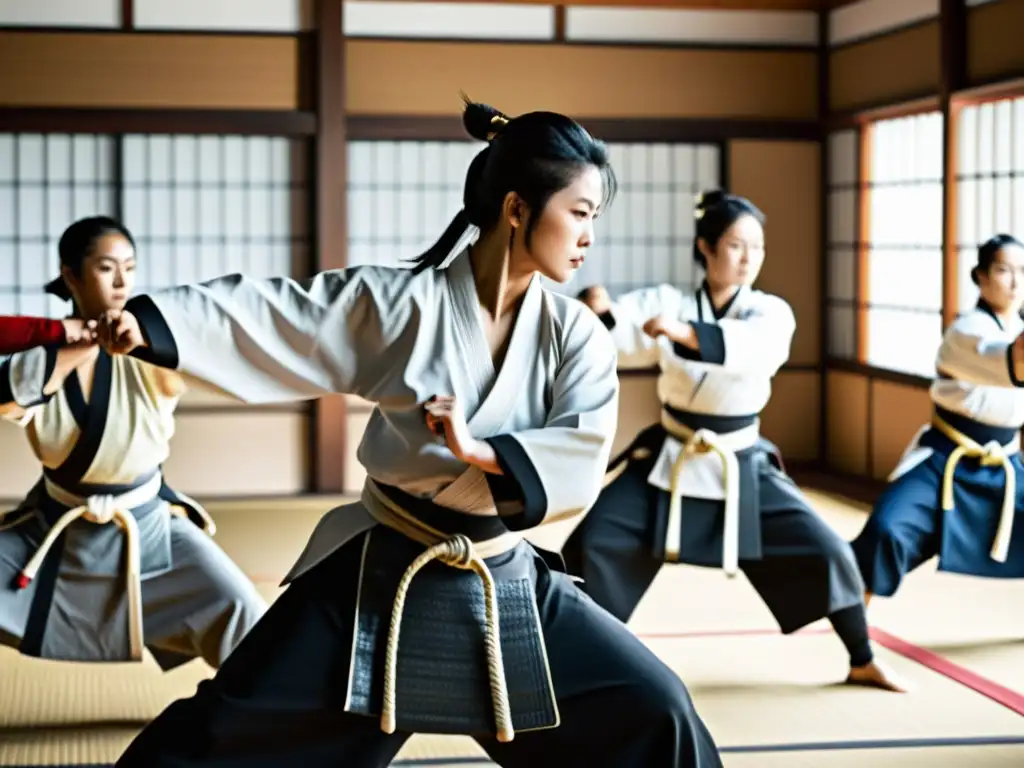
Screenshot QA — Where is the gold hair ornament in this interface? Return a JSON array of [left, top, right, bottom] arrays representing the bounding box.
[[487, 114, 510, 142]]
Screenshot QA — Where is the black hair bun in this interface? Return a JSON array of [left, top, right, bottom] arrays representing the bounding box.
[[460, 93, 510, 143], [696, 189, 727, 214]]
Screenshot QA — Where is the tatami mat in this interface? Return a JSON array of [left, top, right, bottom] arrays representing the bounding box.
[[656, 635, 1024, 744], [721, 743, 1024, 767], [833, 504, 1024, 701], [1, 486, 1023, 766]]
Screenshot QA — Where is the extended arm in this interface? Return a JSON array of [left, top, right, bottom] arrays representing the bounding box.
[[114, 267, 411, 404], [0, 316, 66, 355], [937, 314, 1024, 388]]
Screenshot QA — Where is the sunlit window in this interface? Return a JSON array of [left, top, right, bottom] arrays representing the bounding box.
[[863, 112, 945, 377], [957, 96, 1024, 312]]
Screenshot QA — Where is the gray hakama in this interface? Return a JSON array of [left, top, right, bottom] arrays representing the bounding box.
[[108, 251, 724, 767], [562, 283, 872, 667], [0, 342, 266, 668]]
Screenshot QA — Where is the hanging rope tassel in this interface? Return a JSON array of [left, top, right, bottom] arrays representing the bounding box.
[[380, 533, 514, 743]]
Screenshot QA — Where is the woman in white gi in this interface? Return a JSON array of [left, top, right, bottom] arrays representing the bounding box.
[[106, 100, 724, 767], [0, 216, 266, 670], [852, 233, 1024, 599], [563, 191, 903, 692]]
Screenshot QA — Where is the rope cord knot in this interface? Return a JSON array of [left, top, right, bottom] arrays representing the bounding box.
[[84, 495, 117, 524]]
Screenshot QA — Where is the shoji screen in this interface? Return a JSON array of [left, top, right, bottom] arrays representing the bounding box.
[[957, 96, 1024, 313], [0, 133, 118, 316], [122, 134, 309, 289], [862, 111, 944, 377], [346, 139, 721, 296]]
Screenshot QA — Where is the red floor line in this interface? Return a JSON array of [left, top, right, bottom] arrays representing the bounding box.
[[636, 624, 1024, 718], [868, 626, 1024, 717], [636, 627, 828, 639]]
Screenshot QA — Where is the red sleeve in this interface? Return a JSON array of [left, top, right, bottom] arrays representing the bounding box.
[[0, 316, 65, 355]]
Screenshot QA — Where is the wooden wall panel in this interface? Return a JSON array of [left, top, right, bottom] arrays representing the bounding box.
[[343, 395, 375, 496], [826, 370, 869, 475], [0, 32, 304, 109], [761, 370, 820, 462], [346, 40, 818, 119], [967, 0, 1024, 85], [0, 410, 309, 502], [162, 412, 309, 497], [869, 379, 931, 480], [728, 140, 821, 366], [612, 375, 664, 455], [829, 21, 940, 111]]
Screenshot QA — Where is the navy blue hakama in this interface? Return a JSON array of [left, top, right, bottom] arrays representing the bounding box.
[[852, 407, 1024, 597]]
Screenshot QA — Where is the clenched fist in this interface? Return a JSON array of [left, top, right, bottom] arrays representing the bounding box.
[[424, 394, 478, 463], [98, 310, 145, 355]]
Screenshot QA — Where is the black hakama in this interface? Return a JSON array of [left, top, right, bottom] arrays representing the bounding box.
[[562, 410, 872, 665], [116, 516, 723, 767]]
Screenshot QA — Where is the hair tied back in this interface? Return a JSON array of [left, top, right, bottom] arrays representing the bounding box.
[[694, 189, 726, 218], [459, 91, 511, 143]]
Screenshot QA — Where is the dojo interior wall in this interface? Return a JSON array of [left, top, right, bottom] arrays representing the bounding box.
[[823, 0, 1024, 488], [0, 0, 825, 501]]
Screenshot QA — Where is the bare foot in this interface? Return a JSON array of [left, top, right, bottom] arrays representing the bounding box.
[[846, 660, 908, 692]]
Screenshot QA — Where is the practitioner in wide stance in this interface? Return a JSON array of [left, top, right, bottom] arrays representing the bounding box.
[[106, 100, 723, 768], [0, 216, 266, 670], [0, 314, 96, 354], [563, 190, 902, 692], [852, 233, 1024, 599]]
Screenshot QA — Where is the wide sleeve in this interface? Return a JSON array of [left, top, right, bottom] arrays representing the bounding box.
[[0, 346, 59, 411], [936, 313, 1024, 388], [126, 266, 417, 404], [599, 284, 684, 369], [0, 316, 65, 355], [681, 294, 796, 376], [483, 311, 620, 530]]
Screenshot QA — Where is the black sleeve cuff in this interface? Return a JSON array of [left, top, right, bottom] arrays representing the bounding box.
[[1008, 344, 1024, 387], [673, 321, 725, 364], [126, 295, 180, 370], [0, 345, 59, 407], [597, 310, 616, 330], [484, 434, 548, 531]]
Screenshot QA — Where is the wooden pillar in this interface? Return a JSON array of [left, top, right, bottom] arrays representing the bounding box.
[[940, 0, 967, 329], [310, 0, 347, 494], [817, 8, 830, 469]]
